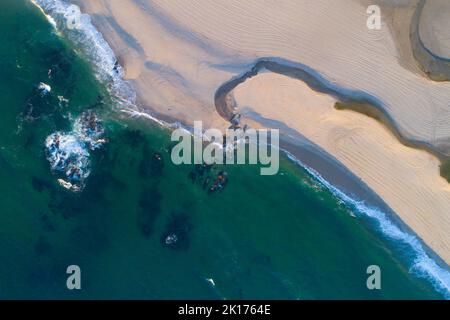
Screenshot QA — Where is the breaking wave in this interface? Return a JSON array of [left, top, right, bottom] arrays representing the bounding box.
[[31, 0, 450, 299], [45, 111, 105, 192], [285, 151, 450, 299], [31, 0, 136, 110], [45, 132, 90, 191]]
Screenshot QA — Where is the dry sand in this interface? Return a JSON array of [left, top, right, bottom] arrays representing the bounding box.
[[75, 0, 450, 151], [73, 0, 450, 264], [233, 72, 450, 263]]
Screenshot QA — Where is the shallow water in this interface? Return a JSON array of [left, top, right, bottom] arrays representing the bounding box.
[[0, 0, 445, 299]]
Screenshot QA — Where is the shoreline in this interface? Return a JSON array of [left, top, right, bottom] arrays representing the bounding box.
[[213, 59, 450, 291], [249, 110, 450, 297], [214, 57, 450, 159], [127, 87, 450, 296], [130, 83, 450, 296], [33, 0, 450, 297]]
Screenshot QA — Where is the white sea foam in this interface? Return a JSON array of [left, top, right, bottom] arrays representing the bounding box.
[[122, 109, 169, 127], [73, 110, 106, 150], [285, 151, 450, 299], [206, 278, 216, 287], [31, 0, 450, 299], [30, 0, 57, 29], [45, 132, 90, 190], [31, 0, 180, 131], [45, 112, 105, 191], [38, 82, 51, 95], [32, 0, 136, 110]]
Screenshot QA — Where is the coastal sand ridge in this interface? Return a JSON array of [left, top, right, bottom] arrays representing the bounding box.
[[72, 0, 450, 266]]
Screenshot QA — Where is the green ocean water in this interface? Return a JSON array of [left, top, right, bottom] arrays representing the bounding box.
[[0, 0, 445, 299]]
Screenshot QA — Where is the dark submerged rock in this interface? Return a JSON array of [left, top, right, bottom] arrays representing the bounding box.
[[137, 187, 162, 237], [160, 212, 193, 251]]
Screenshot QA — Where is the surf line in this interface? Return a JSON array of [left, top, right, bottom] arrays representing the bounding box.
[[33, 0, 450, 298], [284, 150, 450, 299], [171, 121, 280, 175], [213, 57, 450, 298]]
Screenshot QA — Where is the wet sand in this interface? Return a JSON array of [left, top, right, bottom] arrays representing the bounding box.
[[70, 0, 450, 266]]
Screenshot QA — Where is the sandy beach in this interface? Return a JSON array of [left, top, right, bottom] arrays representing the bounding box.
[[70, 0, 450, 265], [234, 72, 450, 262]]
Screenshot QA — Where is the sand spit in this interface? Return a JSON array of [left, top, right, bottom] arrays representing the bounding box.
[[67, 0, 450, 267], [72, 0, 450, 146], [233, 72, 450, 264]]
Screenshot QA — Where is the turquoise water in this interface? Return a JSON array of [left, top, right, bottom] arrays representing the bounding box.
[[0, 0, 446, 299]]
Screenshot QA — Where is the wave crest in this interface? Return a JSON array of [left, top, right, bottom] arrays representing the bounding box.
[[285, 151, 450, 299], [32, 0, 136, 109]]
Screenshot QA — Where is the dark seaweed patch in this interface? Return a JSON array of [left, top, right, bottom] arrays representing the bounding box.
[[251, 253, 272, 267], [44, 48, 74, 87], [31, 176, 54, 192], [137, 187, 162, 237], [139, 145, 164, 178], [40, 213, 56, 232], [47, 188, 86, 220], [26, 265, 56, 288], [69, 225, 109, 255], [87, 170, 126, 197], [160, 212, 193, 251], [188, 164, 214, 186], [122, 129, 147, 147], [91, 94, 105, 110], [188, 171, 197, 183], [23, 132, 36, 149], [22, 89, 55, 121], [35, 236, 52, 255]]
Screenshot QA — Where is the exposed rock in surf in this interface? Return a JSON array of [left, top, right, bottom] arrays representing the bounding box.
[[45, 111, 105, 192], [73, 110, 106, 150], [164, 234, 178, 245], [45, 132, 90, 191], [208, 171, 228, 193], [160, 212, 192, 250], [38, 82, 51, 95]]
